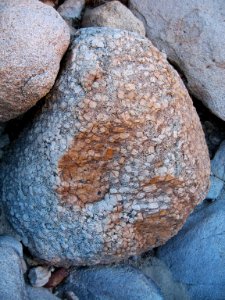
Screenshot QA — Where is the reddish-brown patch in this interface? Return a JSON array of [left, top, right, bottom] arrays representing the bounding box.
[[142, 175, 183, 188], [45, 268, 69, 288], [134, 209, 184, 250], [57, 121, 135, 206]]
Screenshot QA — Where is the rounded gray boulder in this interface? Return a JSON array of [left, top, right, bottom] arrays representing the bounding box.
[[56, 265, 163, 300]]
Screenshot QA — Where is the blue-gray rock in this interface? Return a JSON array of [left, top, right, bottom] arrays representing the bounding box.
[[28, 266, 52, 288], [130, 255, 190, 300], [207, 140, 225, 200], [0, 235, 23, 258], [26, 285, 59, 300], [0, 204, 17, 237], [129, 0, 225, 121], [57, 0, 85, 31], [206, 175, 223, 200], [57, 265, 163, 300], [0, 236, 28, 300], [157, 195, 225, 300], [211, 141, 225, 181]]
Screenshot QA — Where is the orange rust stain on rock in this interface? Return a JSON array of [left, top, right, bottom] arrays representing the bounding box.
[[56, 122, 133, 206], [134, 210, 184, 249], [142, 175, 183, 188]]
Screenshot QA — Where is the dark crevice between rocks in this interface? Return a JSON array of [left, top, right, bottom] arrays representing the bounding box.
[[85, 0, 128, 8], [167, 59, 188, 86], [193, 98, 225, 159], [5, 98, 46, 143]]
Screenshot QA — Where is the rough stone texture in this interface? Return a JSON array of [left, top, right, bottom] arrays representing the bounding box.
[[157, 195, 225, 300], [82, 1, 145, 36], [129, 0, 225, 121], [2, 28, 210, 266], [0, 236, 28, 300], [0, 203, 17, 237], [0, 0, 70, 122], [0, 155, 18, 237], [207, 140, 225, 200], [57, 0, 85, 30], [56, 265, 163, 300]]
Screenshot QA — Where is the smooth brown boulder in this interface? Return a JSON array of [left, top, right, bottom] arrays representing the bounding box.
[[82, 1, 145, 36], [0, 0, 70, 122]]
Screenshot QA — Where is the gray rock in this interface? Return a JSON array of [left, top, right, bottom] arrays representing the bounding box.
[[157, 194, 225, 300], [211, 140, 225, 181], [57, 0, 85, 31], [0, 235, 23, 258], [0, 236, 28, 300], [0, 205, 17, 237], [1, 27, 209, 266], [207, 140, 225, 200], [26, 285, 59, 300], [28, 266, 52, 287], [82, 1, 145, 36], [57, 265, 163, 300], [206, 175, 223, 200], [0, 0, 70, 121], [130, 255, 190, 300], [129, 0, 225, 121]]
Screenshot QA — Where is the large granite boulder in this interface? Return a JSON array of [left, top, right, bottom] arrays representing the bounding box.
[[1, 28, 210, 266], [157, 195, 225, 300], [82, 1, 145, 36], [0, 0, 70, 122], [129, 0, 225, 121]]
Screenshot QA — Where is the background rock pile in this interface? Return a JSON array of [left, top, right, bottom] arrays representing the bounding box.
[[129, 0, 225, 121], [0, 0, 224, 299]]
